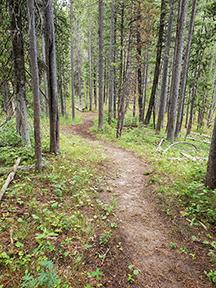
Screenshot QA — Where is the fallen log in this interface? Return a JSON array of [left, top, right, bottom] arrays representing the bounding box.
[[181, 152, 207, 162], [163, 141, 197, 154], [0, 158, 21, 201]]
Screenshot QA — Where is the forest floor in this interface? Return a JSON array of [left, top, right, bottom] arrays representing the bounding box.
[[67, 112, 214, 288], [0, 113, 215, 287]]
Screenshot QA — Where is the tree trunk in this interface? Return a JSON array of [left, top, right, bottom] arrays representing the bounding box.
[[70, 0, 75, 121], [108, 0, 115, 124], [167, 0, 189, 141], [144, 0, 166, 125], [206, 117, 216, 189], [77, 21, 82, 106], [42, 32, 49, 115], [117, 2, 125, 113], [136, 0, 143, 122], [98, 0, 104, 129], [43, 0, 60, 153], [9, 0, 30, 146], [113, 12, 117, 119], [156, 0, 175, 133], [175, 0, 197, 137], [116, 30, 132, 138], [93, 67, 97, 110], [28, 0, 42, 170], [89, 30, 93, 112], [142, 48, 149, 121]]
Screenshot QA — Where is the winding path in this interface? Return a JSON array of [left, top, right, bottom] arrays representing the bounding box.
[[68, 113, 212, 288]]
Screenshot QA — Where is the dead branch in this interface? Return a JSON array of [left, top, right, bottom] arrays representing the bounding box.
[[186, 137, 211, 145], [0, 163, 45, 176], [181, 152, 207, 162], [0, 158, 21, 202], [75, 106, 88, 112], [156, 138, 165, 152], [163, 142, 198, 154]]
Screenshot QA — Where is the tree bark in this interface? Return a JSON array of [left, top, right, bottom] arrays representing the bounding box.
[[156, 0, 175, 133], [70, 0, 75, 121], [136, 0, 143, 122], [206, 117, 216, 189], [43, 0, 60, 153], [167, 0, 189, 141], [98, 0, 104, 129], [89, 30, 93, 112], [9, 0, 30, 146], [175, 0, 197, 137], [108, 0, 115, 124], [28, 0, 42, 170], [144, 0, 166, 125]]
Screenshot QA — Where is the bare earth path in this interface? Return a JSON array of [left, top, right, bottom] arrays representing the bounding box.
[[68, 113, 212, 288]]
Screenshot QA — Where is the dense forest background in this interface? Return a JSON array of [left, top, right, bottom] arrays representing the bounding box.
[[0, 0, 216, 287]]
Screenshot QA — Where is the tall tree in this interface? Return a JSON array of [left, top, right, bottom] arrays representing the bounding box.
[[136, 0, 143, 122], [70, 0, 75, 121], [98, 0, 104, 129], [9, 0, 30, 146], [175, 0, 197, 137], [144, 0, 166, 125], [206, 117, 216, 189], [167, 0, 189, 141], [43, 0, 60, 153], [89, 30, 93, 112], [108, 0, 115, 124], [28, 0, 42, 170], [156, 0, 175, 133]]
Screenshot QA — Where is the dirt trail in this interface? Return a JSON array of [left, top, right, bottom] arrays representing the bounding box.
[[69, 113, 212, 288]]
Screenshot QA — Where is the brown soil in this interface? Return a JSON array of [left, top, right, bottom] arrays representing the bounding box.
[[66, 113, 213, 288]]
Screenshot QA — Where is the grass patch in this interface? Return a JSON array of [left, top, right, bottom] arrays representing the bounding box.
[[92, 114, 215, 228], [0, 118, 127, 287]]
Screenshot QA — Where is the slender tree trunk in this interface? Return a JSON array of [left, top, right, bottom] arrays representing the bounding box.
[[144, 0, 166, 125], [28, 0, 42, 170], [136, 0, 143, 122], [93, 67, 97, 110], [186, 84, 196, 136], [143, 48, 149, 120], [108, 0, 115, 124], [206, 117, 216, 189], [175, 0, 197, 137], [9, 0, 30, 146], [167, 0, 189, 141], [59, 73, 65, 116], [98, 0, 104, 129], [113, 13, 117, 119], [116, 30, 132, 138], [133, 91, 136, 118], [44, 0, 60, 153], [77, 21, 82, 106], [42, 32, 49, 115], [156, 0, 175, 133], [70, 0, 75, 121], [118, 2, 125, 112], [89, 30, 93, 112]]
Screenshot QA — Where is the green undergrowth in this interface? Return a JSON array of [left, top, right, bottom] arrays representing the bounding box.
[[92, 114, 216, 283], [92, 114, 215, 229], [0, 118, 126, 287]]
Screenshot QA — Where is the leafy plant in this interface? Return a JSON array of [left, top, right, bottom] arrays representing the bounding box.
[[127, 264, 140, 283], [99, 231, 112, 246], [87, 267, 103, 281], [20, 260, 68, 288], [205, 270, 216, 283]]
